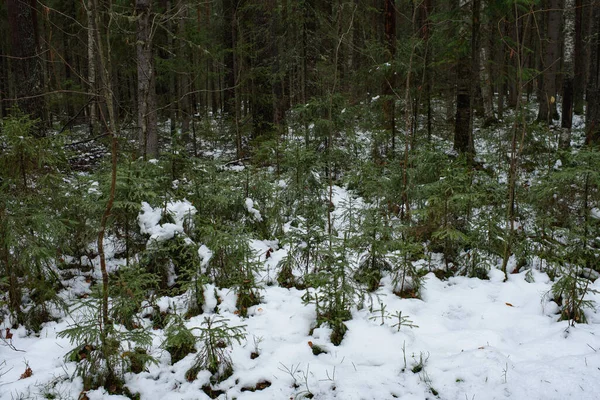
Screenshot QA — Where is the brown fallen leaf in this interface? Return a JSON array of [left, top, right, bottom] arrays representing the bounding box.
[[20, 366, 32, 380], [505, 302, 514, 307], [265, 248, 273, 259]]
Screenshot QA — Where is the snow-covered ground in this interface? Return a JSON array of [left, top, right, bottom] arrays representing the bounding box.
[[2, 264, 600, 400], [2, 176, 599, 400]]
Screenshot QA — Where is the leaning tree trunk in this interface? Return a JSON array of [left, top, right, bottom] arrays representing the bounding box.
[[6, 0, 45, 131], [136, 0, 158, 159]]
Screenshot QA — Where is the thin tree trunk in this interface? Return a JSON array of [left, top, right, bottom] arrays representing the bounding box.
[[0, 206, 22, 320], [421, 0, 433, 141], [91, 0, 118, 371], [501, 5, 532, 275], [167, 1, 176, 141], [507, 19, 519, 108], [401, 7, 418, 223]]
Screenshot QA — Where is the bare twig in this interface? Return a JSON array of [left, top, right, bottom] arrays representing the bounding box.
[[0, 331, 25, 352]]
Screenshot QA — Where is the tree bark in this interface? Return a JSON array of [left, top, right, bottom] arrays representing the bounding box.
[[537, 0, 562, 124], [561, 0, 576, 149], [87, 0, 98, 136], [0, 40, 8, 119], [248, 0, 276, 139], [573, 0, 586, 114], [454, 0, 476, 158], [223, 0, 236, 116], [6, 0, 45, 131], [585, 1, 600, 144], [480, 46, 496, 125], [470, 0, 483, 118], [454, 57, 473, 156], [91, 0, 118, 372], [178, 6, 191, 143], [382, 0, 396, 153], [136, 0, 158, 159]]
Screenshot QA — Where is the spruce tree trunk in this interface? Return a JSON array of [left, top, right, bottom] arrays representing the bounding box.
[[507, 19, 519, 108], [136, 0, 158, 159], [382, 0, 396, 154], [585, 2, 600, 144], [497, 20, 508, 120], [537, 0, 562, 124], [167, 0, 176, 140], [273, 0, 288, 136], [223, 0, 236, 116], [454, 0, 476, 158], [561, 78, 574, 147], [87, 0, 98, 136], [480, 46, 496, 125], [419, 0, 433, 140], [470, 0, 483, 118], [573, 0, 586, 114], [6, 0, 45, 131], [178, 6, 191, 143], [0, 40, 8, 119], [454, 57, 472, 156], [249, 1, 276, 139]]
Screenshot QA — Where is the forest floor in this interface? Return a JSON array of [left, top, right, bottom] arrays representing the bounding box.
[[2, 187, 600, 400], [2, 109, 600, 400]]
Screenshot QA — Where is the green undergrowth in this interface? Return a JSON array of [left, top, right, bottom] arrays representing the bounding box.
[[0, 108, 598, 396]]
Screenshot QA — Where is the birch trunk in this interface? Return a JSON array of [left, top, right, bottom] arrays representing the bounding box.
[[560, 0, 575, 148]]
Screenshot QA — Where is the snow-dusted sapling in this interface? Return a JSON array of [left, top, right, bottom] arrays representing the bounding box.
[[185, 315, 246, 384]]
